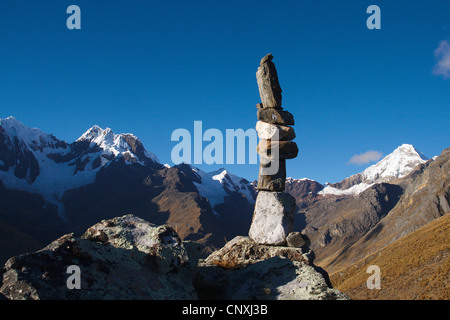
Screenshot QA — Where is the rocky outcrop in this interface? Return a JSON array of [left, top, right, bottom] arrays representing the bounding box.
[[0, 215, 348, 300], [0, 215, 197, 300], [194, 236, 348, 300]]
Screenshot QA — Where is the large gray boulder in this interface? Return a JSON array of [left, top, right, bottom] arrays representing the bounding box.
[[249, 191, 296, 245], [0, 215, 197, 300]]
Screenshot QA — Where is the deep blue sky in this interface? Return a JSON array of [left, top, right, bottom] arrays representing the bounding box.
[[1, 0, 449, 183]]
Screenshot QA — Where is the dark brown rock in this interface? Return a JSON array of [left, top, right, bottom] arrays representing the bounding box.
[[257, 139, 299, 160], [286, 232, 311, 249], [257, 107, 294, 125], [193, 236, 349, 300], [257, 158, 286, 191]]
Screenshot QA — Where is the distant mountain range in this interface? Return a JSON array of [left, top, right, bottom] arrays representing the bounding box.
[[283, 143, 429, 198], [0, 116, 255, 217], [0, 117, 449, 299], [0, 117, 256, 263], [0, 117, 430, 217], [0, 117, 159, 216], [320, 144, 429, 196], [287, 146, 449, 299]]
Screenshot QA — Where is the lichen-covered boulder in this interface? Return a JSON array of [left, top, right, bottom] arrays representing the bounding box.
[[0, 215, 197, 300], [194, 236, 349, 300]]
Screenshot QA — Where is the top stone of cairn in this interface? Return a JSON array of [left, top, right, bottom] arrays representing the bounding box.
[[256, 53, 282, 109], [260, 53, 273, 66]]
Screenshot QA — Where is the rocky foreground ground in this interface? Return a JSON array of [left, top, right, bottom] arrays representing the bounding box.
[[0, 214, 348, 300]]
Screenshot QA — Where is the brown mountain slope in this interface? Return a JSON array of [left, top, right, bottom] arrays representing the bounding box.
[[0, 181, 67, 264], [285, 178, 324, 206], [63, 161, 255, 249], [301, 183, 403, 265], [0, 218, 43, 264], [62, 161, 224, 246], [329, 213, 450, 300], [319, 148, 450, 273]]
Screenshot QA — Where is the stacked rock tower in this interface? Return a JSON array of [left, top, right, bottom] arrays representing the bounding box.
[[249, 54, 298, 245]]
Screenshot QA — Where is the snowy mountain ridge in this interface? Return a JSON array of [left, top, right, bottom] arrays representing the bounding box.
[[319, 144, 429, 196], [359, 144, 427, 182], [77, 124, 160, 164], [185, 165, 256, 216], [0, 117, 254, 218], [0, 117, 432, 217], [0, 117, 160, 217], [0, 116, 67, 151]]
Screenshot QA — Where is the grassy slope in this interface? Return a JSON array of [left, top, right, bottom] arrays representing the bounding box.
[[329, 213, 449, 300]]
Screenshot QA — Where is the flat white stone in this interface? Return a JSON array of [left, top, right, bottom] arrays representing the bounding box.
[[255, 121, 295, 141]]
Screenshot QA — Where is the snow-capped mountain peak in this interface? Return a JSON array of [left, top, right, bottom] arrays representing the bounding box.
[[0, 116, 66, 151], [0, 118, 160, 217], [179, 164, 256, 216], [319, 144, 429, 196], [361, 144, 427, 183], [77, 125, 159, 164], [77, 125, 105, 142]]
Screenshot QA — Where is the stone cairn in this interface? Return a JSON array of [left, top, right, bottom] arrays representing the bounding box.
[[249, 54, 298, 246]]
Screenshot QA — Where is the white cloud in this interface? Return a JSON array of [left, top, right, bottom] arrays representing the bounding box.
[[348, 150, 383, 165], [433, 40, 450, 79]]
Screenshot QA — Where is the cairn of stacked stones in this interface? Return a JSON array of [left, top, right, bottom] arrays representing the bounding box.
[[249, 54, 298, 245]]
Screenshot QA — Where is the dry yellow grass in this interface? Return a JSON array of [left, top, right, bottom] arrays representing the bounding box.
[[329, 214, 450, 300]]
